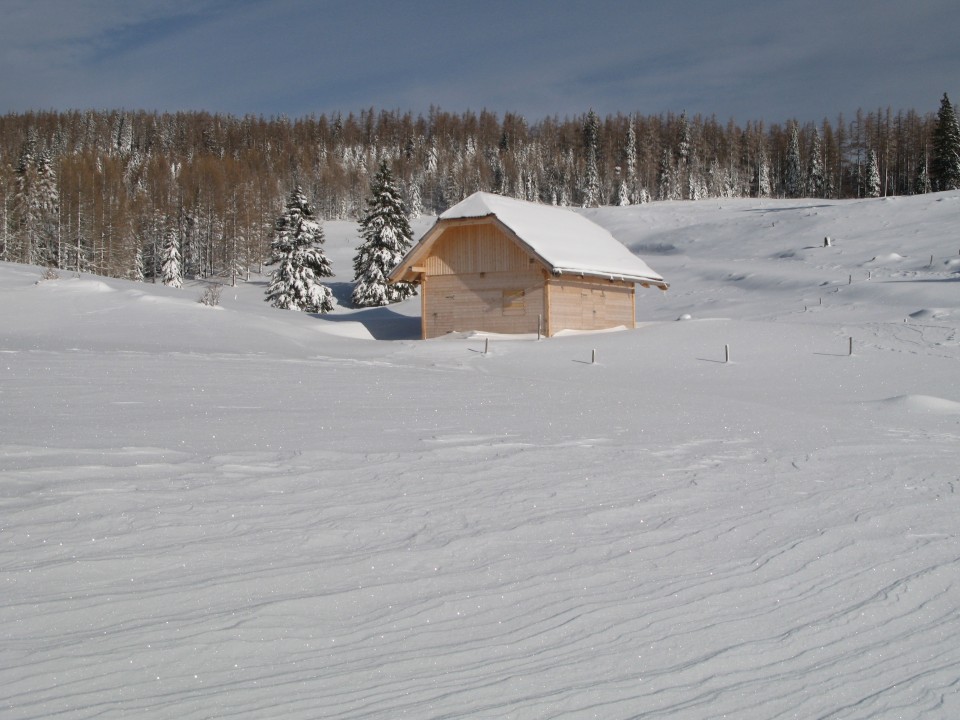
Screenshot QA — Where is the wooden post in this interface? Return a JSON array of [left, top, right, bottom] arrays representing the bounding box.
[[420, 276, 428, 340], [537, 314, 542, 340], [848, 337, 853, 356], [591, 348, 597, 364], [484, 337, 489, 355], [848, 274, 852, 285], [725, 344, 730, 363]]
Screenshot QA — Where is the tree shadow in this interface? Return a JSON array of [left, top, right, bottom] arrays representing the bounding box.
[[320, 302, 421, 341], [327, 281, 355, 308]]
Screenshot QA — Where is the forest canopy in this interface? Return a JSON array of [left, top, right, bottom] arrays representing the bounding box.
[[0, 101, 952, 284]]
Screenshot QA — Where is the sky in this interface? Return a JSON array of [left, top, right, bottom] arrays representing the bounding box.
[[2, 0, 958, 124]]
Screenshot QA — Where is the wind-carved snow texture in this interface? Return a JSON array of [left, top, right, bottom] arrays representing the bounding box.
[[2, 193, 959, 719]]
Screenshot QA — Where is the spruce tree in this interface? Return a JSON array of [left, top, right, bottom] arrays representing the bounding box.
[[865, 149, 881, 198], [161, 227, 182, 288], [12, 133, 58, 266], [755, 148, 772, 198], [352, 162, 417, 307], [582, 110, 601, 207], [265, 186, 333, 313], [914, 149, 931, 195], [931, 93, 960, 191], [784, 124, 803, 198], [806, 129, 826, 198], [624, 120, 638, 204]]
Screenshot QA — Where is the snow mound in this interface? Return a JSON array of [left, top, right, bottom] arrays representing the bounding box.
[[866, 253, 906, 265], [908, 308, 952, 320], [36, 278, 115, 293], [552, 325, 629, 337], [313, 321, 375, 340], [876, 395, 960, 414]]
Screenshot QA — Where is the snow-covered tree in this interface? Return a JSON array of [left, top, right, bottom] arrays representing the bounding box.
[[657, 149, 678, 201], [582, 110, 601, 207], [408, 178, 423, 219], [931, 92, 960, 191], [615, 167, 630, 206], [755, 149, 772, 198], [624, 120, 638, 204], [784, 123, 803, 198], [352, 162, 417, 307], [161, 226, 182, 288], [914, 148, 931, 195], [12, 134, 59, 266], [865, 149, 881, 198], [264, 186, 333, 313], [806, 129, 826, 198], [132, 247, 145, 282]]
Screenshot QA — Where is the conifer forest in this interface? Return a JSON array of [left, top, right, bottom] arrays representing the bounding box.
[[1, 99, 956, 284]]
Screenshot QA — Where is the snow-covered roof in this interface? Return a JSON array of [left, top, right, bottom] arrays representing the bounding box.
[[392, 192, 667, 288]]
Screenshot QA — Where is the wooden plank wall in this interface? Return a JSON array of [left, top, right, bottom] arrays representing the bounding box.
[[546, 279, 635, 334], [424, 271, 545, 338], [426, 223, 536, 276]]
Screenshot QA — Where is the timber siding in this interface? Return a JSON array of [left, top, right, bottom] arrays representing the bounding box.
[[545, 278, 635, 335], [424, 222, 538, 276], [424, 270, 545, 338]]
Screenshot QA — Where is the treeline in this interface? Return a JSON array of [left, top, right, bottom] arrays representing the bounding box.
[[0, 102, 950, 282]]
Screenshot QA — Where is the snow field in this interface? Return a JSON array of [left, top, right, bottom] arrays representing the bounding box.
[[2, 193, 959, 718]]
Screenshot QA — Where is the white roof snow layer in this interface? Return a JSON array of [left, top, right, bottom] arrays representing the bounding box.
[[439, 192, 666, 286]]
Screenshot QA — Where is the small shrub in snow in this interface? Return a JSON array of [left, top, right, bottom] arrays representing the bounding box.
[[198, 283, 222, 307], [39, 267, 60, 281]]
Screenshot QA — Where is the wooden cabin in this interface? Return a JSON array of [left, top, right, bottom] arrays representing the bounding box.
[[388, 192, 668, 339]]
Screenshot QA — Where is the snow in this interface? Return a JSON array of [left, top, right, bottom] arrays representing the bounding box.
[[2, 193, 960, 719], [436, 191, 667, 285]]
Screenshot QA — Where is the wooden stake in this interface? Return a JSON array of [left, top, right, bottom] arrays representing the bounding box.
[[484, 337, 489, 355], [848, 337, 853, 356], [725, 344, 731, 363], [592, 348, 597, 364]]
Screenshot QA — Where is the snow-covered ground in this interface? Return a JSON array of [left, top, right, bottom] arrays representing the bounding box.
[[2, 194, 959, 719]]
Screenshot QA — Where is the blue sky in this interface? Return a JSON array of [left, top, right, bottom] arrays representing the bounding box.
[[2, 0, 957, 123]]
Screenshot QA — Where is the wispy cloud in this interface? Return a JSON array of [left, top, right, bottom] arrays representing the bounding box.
[[1, 0, 957, 121]]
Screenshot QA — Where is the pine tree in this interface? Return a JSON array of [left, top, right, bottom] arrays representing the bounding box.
[[865, 149, 881, 198], [784, 123, 803, 198], [624, 120, 638, 204], [931, 93, 960, 191], [352, 162, 417, 307], [755, 149, 772, 198], [161, 226, 182, 288], [133, 248, 145, 282], [914, 148, 931, 195], [582, 110, 601, 207], [265, 186, 333, 313], [806, 129, 826, 198], [12, 133, 59, 266]]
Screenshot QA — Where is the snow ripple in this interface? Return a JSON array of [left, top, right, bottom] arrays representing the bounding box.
[[3, 438, 959, 719]]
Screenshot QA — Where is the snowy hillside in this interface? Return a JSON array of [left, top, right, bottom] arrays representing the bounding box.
[[2, 194, 959, 719]]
